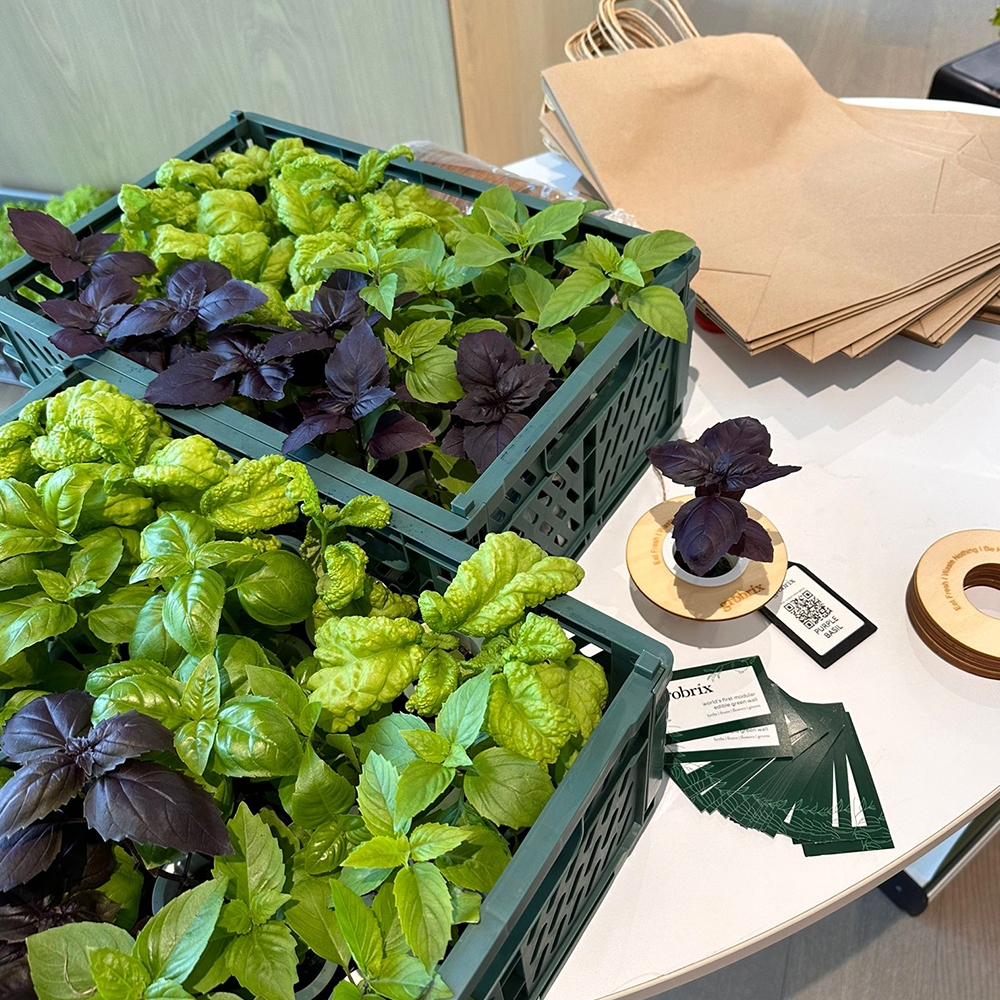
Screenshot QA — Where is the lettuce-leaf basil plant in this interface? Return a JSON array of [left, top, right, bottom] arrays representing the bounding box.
[[10, 139, 693, 505], [647, 416, 800, 575], [0, 380, 611, 999]]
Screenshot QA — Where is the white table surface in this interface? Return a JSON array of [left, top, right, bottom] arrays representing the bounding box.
[[509, 101, 1000, 1000]]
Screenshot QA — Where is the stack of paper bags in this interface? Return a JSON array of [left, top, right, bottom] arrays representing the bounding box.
[[541, 33, 1000, 359]]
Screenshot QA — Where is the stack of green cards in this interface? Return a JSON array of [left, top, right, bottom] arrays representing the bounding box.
[[666, 658, 893, 855]]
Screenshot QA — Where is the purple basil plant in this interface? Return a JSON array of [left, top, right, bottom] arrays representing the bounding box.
[[280, 323, 433, 460], [442, 329, 551, 473], [7, 210, 119, 282], [647, 416, 800, 576], [0, 691, 231, 894]]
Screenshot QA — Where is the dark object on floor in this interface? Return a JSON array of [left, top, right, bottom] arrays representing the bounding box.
[[929, 41, 1000, 108], [880, 871, 929, 916]]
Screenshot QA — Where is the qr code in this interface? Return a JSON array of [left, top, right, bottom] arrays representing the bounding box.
[[783, 589, 832, 629]]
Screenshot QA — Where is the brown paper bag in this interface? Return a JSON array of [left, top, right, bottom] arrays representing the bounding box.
[[541, 34, 1000, 356]]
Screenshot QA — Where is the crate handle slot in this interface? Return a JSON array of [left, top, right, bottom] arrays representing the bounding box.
[[541, 339, 641, 476]]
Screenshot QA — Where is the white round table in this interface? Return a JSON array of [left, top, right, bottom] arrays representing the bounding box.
[[507, 99, 1000, 1000]]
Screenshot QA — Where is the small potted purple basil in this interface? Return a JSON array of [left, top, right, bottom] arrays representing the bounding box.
[[646, 416, 799, 586]]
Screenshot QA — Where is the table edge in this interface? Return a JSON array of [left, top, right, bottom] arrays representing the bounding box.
[[594, 781, 1000, 999]]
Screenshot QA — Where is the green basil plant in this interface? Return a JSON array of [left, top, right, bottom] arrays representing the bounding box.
[[0, 379, 611, 1000]]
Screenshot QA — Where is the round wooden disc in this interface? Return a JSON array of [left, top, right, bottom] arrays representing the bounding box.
[[907, 529, 1000, 678], [625, 496, 788, 621]]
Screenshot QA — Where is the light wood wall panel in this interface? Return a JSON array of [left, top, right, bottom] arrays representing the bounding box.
[[0, 0, 465, 192], [449, 0, 596, 166]]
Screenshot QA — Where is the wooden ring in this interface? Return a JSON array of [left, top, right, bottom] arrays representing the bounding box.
[[625, 496, 787, 621], [907, 529, 1000, 678]]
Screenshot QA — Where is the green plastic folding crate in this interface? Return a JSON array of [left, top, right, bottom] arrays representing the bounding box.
[[0, 110, 698, 559], [1, 366, 672, 1000]]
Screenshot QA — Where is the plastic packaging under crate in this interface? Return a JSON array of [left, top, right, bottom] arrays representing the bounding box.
[[0, 110, 698, 559], [1, 366, 672, 1000]]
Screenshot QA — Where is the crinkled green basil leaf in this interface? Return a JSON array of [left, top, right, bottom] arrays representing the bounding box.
[[196, 189, 266, 236], [536, 654, 608, 740], [319, 541, 368, 611], [417, 531, 584, 638], [199, 456, 298, 534], [504, 612, 574, 666], [309, 617, 424, 732], [486, 661, 577, 764], [405, 647, 459, 716]]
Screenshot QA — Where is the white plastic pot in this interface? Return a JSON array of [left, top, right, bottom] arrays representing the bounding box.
[[664, 539, 748, 588]]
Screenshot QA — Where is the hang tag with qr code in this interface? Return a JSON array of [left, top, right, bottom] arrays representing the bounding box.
[[760, 562, 876, 668]]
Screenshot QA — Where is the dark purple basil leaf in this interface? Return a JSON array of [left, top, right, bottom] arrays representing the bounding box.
[[76, 232, 119, 263], [496, 362, 550, 414], [368, 411, 434, 460], [145, 352, 235, 407], [720, 454, 801, 494], [391, 379, 418, 405], [83, 711, 174, 777], [291, 273, 368, 333], [206, 331, 259, 368], [49, 257, 89, 283], [94, 302, 133, 335], [197, 279, 268, 332], [39, 298, 94, 329], [6, 210, 75, 262], [79, 274, 138, 312], [451, 361, 548, 424], [49, 329, 108, 357], [260, 330, 333, 361], [0, 905, 46, 941], [83, 761, 231, 856], [281, 412, 353, 454], [238, 360, 294, 401], [462, 413, 530, 473], [441, 424, 466, 460], [696, 416, 772, 461], [0, 824, 62, 893], [106, 298, 175, 341], [121, 340, 167, 372], [2, 691, 95, 763], [454, 329, 521, 391], [166, 261, 231, 303], [646, 440, 717, 487], [672, 495, 748, 576], [89, 251, 157, 279], [74, 840, 118, 892], [0, 758, 86, 838], [324, 268, 367, 294], [354, 385, 394, 420], [728, 518, 774, 563], [214, 357, 252, 379], [325, 323, 392, 420], [452, 387, 498, 424], [289, 310, 322, 332]]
